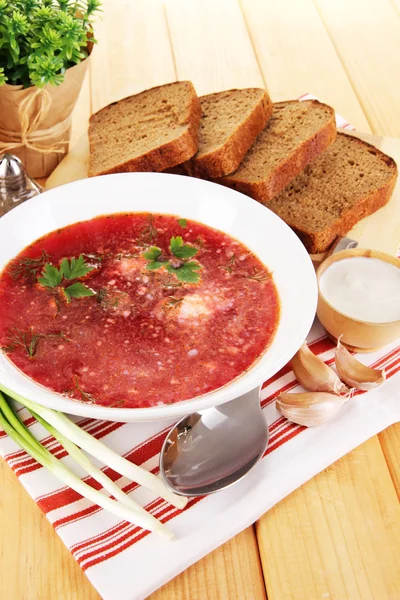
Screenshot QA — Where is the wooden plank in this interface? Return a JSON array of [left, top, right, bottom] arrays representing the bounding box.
[[45, 69, 92, 190], [70, 68, 91, 148], [379, 424, 400, 499], [391, 0, 400, 16], [314, 0, 400, 136], [256, 436, 400, 600], [150, 527, 266, 600], [240, 0, 371, 131], [165, 0, 264, 94], [0, 460, 100, 600], [90, 0, 176, 113]]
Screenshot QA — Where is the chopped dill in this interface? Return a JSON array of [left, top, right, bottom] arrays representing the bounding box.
[[163, 296, 183, 310], [162, 277, 183, 289], [243, 267, 271, 283], [218, 254, 238, 274], [8, 250, 51, 281], [137, 215, 158, 246], [65, 376, 97, 404], [109, 399, 126, 408], [218, 255, 271, 283], [2, 328, 69, 358]]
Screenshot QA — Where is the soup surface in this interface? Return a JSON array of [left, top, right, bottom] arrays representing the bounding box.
[[0, 214, 279, 408]]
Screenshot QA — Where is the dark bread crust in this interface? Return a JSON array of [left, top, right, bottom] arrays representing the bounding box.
[[88, 82, 201, 177], [216, 100, 337, 201], [187, 90, 273, 178], [269, 133, 398, 253]]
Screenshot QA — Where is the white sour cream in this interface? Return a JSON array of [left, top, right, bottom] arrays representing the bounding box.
[[319, 257, 400, 323]]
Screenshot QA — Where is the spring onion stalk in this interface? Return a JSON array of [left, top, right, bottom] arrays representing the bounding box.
[[0, 383, 187, 510], [0, 394, 173, 538], [31, 410, 166, 527]]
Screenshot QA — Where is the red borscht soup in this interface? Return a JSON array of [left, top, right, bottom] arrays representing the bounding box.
[[0, 214, 279, 408]]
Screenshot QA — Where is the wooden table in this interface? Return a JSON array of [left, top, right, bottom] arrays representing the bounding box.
[[1, 1, 400, 598]]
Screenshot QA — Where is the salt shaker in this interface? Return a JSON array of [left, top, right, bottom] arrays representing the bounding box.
[[0, 154, 42, 216]]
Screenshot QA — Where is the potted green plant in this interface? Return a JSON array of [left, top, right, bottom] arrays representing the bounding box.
[[0, 0, 101, 177]]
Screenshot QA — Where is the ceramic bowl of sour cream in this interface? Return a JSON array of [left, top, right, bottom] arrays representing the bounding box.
[[316, 248, 400, 352]]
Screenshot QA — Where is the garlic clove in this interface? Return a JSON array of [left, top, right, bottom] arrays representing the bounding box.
[[276, 392, 349, 427], [291, 343, 349, 395], [335, 337, 386, 391]]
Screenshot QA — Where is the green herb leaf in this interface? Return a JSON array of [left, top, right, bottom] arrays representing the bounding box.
[[0, 2, 101, 89], [60, 255, 94, 280], [146, 261, 164, 271], [166, 261, 201, 283], [169, 236, 183, 254], [174, 245, 198, 259], [181, 261, 201, 271], [170, 236, 198, 259], [143, 246, 162, 261], [178, 218, 187, 228], [38, 263, 63, 288], [64, 282, 95, 303]]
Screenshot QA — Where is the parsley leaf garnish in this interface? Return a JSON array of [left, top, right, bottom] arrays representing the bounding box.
[[170, 236, 198, 259], [169, 236, 183, 255], [38, 263, 63, 288], [146, 260, 165, 271], [143, 246, 164, 270], [60, 255, 94, 280], [64, 282, 95, 303], [143, 236, 201, 283], [143, 246, 162, 261], [178, 218, 187, 228], [37, 255, 96, 302], [166, 261, 201, 283]]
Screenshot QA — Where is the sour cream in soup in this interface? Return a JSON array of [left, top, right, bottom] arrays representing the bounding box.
[[319, 256, 400, 323]]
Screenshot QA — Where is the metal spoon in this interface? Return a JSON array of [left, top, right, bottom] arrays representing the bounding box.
[[159, 386, 268, 497]]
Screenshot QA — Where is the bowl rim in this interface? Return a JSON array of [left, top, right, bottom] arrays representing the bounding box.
[[0, 172, 318, 422], [317, 247, 400, 327]]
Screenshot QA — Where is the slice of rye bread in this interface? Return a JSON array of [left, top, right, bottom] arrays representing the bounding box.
[[215, 100, 337, 201], [183, 88, 273, 178], [267, 133, 398, 253], [88, 81, 201, 177]]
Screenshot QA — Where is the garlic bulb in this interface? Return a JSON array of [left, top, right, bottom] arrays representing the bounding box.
[[291, 343, 348, 395], [335, 337, 386, 390], [276, 392, 349, 427]]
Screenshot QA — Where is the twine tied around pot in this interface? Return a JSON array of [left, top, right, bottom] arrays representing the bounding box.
[[0, 88, 69, 155], [0, 58, 89, 177]]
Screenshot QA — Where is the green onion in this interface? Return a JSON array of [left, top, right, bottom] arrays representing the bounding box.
[[0, 383, 186, 509], [31, 410, 168, 533], [0, 389, 185, 538]]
